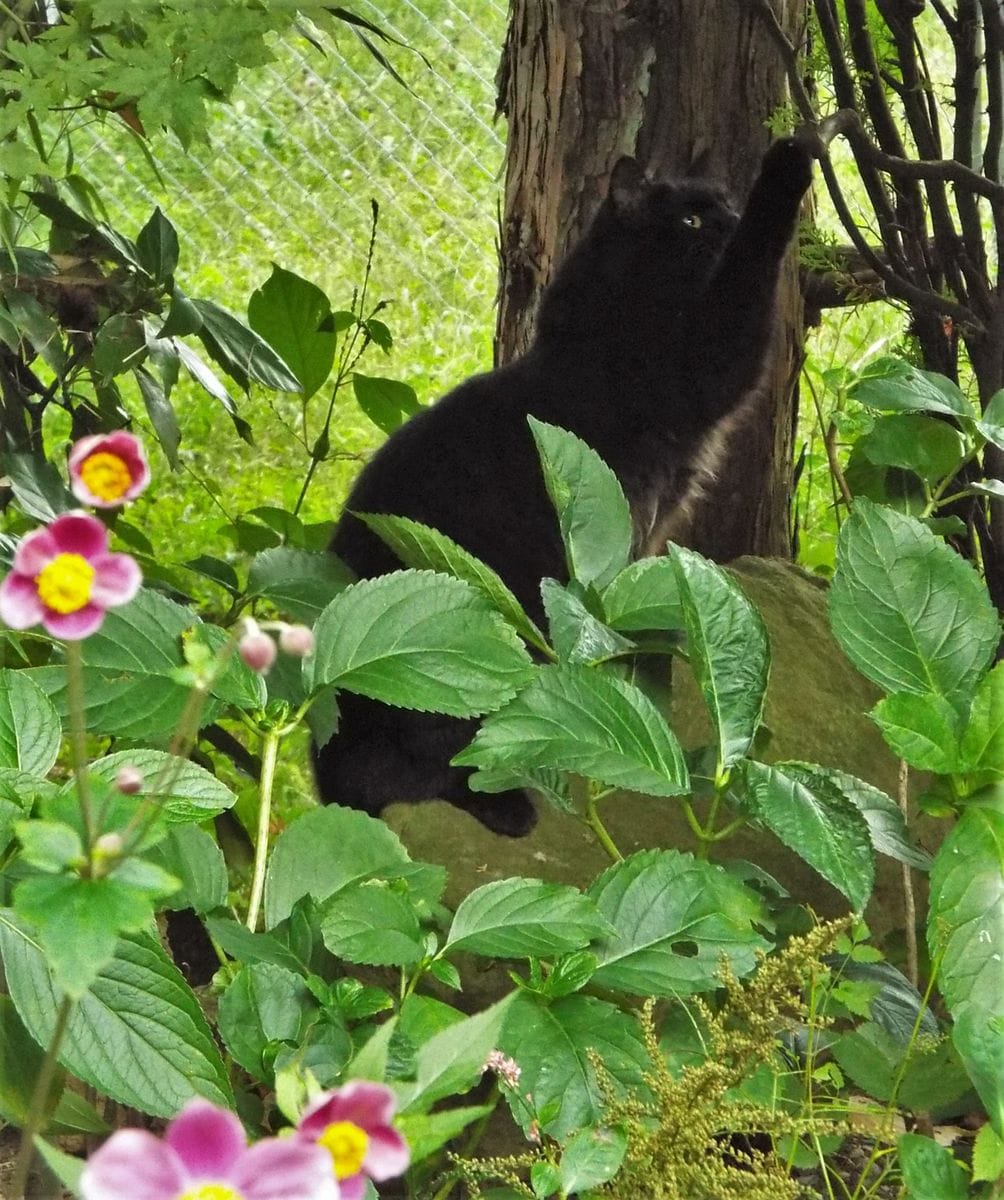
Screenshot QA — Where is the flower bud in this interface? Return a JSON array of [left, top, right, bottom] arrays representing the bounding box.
[[115, 764, 144, 794], [279, 623, 315, 657], [94, 832, 124, 857], [239, 625, 277, 674]]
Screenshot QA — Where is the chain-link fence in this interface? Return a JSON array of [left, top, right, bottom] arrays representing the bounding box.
[[79, 1, 509, 395]]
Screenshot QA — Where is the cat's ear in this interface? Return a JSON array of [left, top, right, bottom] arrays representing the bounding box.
[[608, 156, 647, 212]]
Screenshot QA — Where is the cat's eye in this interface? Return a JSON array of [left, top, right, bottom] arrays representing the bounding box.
[[682, 213, 702, 228]]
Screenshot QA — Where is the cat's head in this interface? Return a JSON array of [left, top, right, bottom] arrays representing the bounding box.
[[536, 157, 738, 341], [604, 156, 738, 279]]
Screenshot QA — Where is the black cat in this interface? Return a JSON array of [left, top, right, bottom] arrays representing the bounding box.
[[315, 136, 815, 837]]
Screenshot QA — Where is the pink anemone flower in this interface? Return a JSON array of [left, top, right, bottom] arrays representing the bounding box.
[[297, 1082, 409, 1200], [69, 430, 150, 508], [80, 1098, 339, 1200], [0, 511, 141, 639]]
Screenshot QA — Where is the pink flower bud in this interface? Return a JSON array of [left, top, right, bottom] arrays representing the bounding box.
[[279, 623, 315, 657], [94, 832, 124, 857], [115, 765, 143, 794], [239, 626, 277, 674]]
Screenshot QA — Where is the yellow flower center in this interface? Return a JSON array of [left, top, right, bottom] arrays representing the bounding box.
[[178, 1186, 243, 1200], [317, 1120, 369, 1179], [79, 451, 132, 502], [35, 553, 95, 614]]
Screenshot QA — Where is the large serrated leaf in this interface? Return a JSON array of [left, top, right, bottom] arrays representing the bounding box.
[[529, 418, 632, 589], [454, 664, 689, 797], [829, 501, 998, 702], [898, 1132, 970, 1200], [358, 512, 548, 651], [960, 662, 1004, 785], [0, 918, 232, 1115], [670, 545, 769, 769], [444, 878, 609, 958], [311, 569, 534, 715], [217, 963, 315, 1079], [319, 882, 425, 966], [849, 357, 971, 419], [601, 557, 683, 632], [397, 995, 514, 1114], [587, 849, 768, 995], [541, 578, 634, 664], [871, 692, 963, 774], [264, 805, 412, 928], [0, 669, 61, 776], [247, 264, 336, 400], [498, 992, 648, 1140], [83, 749, 236, 824], [740, 761, 875, 910], [248, 545, 354, 623]]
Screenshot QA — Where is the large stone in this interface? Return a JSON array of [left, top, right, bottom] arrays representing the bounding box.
[[385, 557, 935, 943]]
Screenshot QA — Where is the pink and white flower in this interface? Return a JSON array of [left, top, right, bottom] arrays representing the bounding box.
[[297, 1082, 409, 1200], [69, 431, 150, 508], [0, 511, 140, 639], [80, 1098, 338, 1200]]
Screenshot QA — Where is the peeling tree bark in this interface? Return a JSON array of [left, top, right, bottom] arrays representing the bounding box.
[[495, 0, 808, 561]]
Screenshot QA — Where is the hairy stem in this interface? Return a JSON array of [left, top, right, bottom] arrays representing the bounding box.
[[246, 727, 281, 932]]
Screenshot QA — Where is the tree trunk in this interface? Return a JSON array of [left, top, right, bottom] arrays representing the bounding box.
[[495, 0, 808, 560]]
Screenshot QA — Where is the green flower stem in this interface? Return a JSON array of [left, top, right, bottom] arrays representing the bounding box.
[[246, 727, 281, 932], [9, 993, 74, 1200], [580, 781, 623, 863], [65, 639, 95, 855]]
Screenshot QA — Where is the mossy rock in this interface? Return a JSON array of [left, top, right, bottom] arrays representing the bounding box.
[[385, 557, 935, 945]]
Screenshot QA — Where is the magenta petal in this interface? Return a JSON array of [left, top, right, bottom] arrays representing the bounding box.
[[338, 1172, 366, 1200], [80, 1129, 189, 1200], [12, 526, 58, 576], [0, 572, 44, 630], [300, 1082, 397, 1138], [233, 1137, 338, 1200], [165, 1099, 247, 1177], [364, 1125, 410, 1180], [91, 553, 142, 607], [49, 511, 109, 558], [42, 602, 105, 640]]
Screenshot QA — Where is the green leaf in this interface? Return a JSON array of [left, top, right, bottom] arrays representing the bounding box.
[[397, 995, 514, 1114], [529, 418, 632, 589], [531, 1162, 561, 1198], [541, 579, 634, 664], [849, 357, 971, 419], [157, 286, 203, 338], [829, 500, 998, 702], [960, 662, 1004, 784], [455, 665, 689, 798], [975, 389, 1004, 448], [248, 264, 336, 401], [311, 570, 534, 716], [801, 765, 931, 870], [264, 805, 412, 928], [318, 882, 425, 966], [871, 692, 963, 774], [358, 513, 548, 651], [84, 749, 236, 824], [741, 761, 875, 910], [0, 994, 63, 1126], [352, 372, 421, 433], [248, 546, 355, 623], [601, 557, 684, 632], [498, 992, 648, 1140], [0, 920, 232, 1115], [193, 299, 301, 392], [587, 849, 768, 995], [135, 206, 179, 286], [5, 290, 66, 373], [898, 1133, 969, 1200], [928, 805, 1004, 1129], [560, 1125, 628, 1194], [148, 826, 227, 913], [0, 451, 74, 521], [32, 1137, 84, 1196], [13, 872, 175, 998], [670, 545, 769, 768], [859, 414, 967, 482], [93, 313, 147, 378], [217, 963, 315, 1080], [444, 878, 609, 958], [972, 1122, 1004, 1184], [135, 366, 181, 468], [0, 669, 61, 776], [396, 1105, 493, 1165], [14, 819, 82, 871]]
